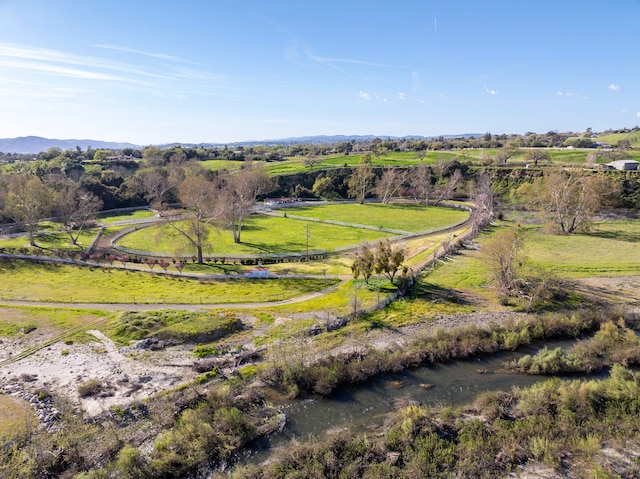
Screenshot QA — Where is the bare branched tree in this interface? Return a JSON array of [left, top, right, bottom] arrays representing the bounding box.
[[347, 154, 375, 204], [409, 163, 432, 205], [375, 168, 407, 203], [220, 164, 270, 243], [470, 171, 496, 235], [168, 176, 221, 264], [56, 185, 103, 247], [433, 169, 463, 205]]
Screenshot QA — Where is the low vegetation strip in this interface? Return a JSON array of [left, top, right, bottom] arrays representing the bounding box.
[[261, 308, 618, 397]]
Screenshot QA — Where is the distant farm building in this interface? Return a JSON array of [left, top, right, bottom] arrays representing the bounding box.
[[607, 160, 639, 171], [264, 198, 299, 206], [244, 268, 270, 279]]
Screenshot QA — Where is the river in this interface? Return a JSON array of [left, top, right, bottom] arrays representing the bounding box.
[[237, 337, 603, 467]]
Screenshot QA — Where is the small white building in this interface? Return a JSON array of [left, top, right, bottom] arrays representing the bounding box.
[[607, 160, 639, 171], [245, 268, 270, 279]]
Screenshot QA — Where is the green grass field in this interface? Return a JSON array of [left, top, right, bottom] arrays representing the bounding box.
[[596, 130, 640, 148], [0, 305, 111, 335], [200, 159, 247, 172], [526, 221, 640, 276], [283, 203, 468, 233], [0, 260, 337, 304], [0, 209, 157, 253], [117, 214, 395, 256], [117, 204, 467, 257], [399, 219, 640, 319], [0, 229, 99, 251], [264, 151, 461, 175]]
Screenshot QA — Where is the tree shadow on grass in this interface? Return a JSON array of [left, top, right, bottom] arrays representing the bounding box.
[[414, 282, 472, 306], [235, 239, 307, 254], [583, 230, 640, 243]]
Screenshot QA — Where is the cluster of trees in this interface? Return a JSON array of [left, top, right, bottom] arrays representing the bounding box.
[[167, 163, 270, 263], [0, 173, 103, 247], [480, 169, 622, 307], [310, 156, 467, 205], [512, 169, 621, 234], [351, 239, 406, 284], [0, 154, 269, 261]]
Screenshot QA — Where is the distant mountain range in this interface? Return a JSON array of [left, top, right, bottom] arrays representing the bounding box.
[[0, 134, 483, 154], [0, 136, 141, 154]]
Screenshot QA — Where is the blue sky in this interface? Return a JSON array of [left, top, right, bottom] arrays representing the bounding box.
[[0, 0, 638, 145]]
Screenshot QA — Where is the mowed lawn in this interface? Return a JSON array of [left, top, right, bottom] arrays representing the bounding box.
[[0, 260, 337, 304], [0, 229, 99, 251], [117, 214, 395, 255], [276, 203, 469, 233]]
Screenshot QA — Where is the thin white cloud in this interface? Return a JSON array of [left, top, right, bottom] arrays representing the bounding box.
[[556, 90, 588, 100], [93, 44, 192, 64], [0, 58, 147, 83], [637, 112, 640, 119], [359, 91, 371, 101], [286, 40, 409, 75], [0, 42, 211, 85], [398, 92, 406, 100], [484, 85, 497, 96], [411, 71, 421, 92], [608, 84, 622, 92]]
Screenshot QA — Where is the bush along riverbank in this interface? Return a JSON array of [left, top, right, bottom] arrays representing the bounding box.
[[508, 318, 640, 375], [228, 365, 640, 478], [260, 306, 634, 398], [0, 382, 284, 479]]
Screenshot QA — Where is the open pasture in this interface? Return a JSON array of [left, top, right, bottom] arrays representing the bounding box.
[[526, 220, 640, 276], [0, 305, 109, 336], [0, 260, 336, 304], [284, 203, 468, 233], [264, 151, 460, 175], [117, 214, 395, 256]]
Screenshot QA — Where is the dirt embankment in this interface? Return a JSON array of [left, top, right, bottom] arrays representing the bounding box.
[[0, 329, 199, 417], [0, 308, 529, 422]]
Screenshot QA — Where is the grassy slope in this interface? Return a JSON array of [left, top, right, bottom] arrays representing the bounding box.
[[0, 229, 98, 251], [596, 130, 640, 147], [0, 395, 34, 441], [0, 260, 336, 304], [362, 219, 640, 328], [0, 305, 111, 335]]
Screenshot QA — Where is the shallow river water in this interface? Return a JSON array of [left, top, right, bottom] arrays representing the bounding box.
[[237, 337, 601, 466]]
